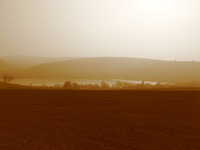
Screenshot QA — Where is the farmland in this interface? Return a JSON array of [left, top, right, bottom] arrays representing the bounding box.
[[0, 90, 200, 150]]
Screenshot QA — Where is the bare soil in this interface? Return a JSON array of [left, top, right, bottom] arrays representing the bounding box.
[[0, 90, 200, 150]]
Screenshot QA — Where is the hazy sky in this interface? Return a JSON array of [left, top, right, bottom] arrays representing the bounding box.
[[0, 0, 200, 60]]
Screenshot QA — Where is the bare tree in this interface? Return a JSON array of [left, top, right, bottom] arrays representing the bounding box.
[[3, 74, 14, 83]]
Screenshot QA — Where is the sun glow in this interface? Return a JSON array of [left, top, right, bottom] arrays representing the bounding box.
[[134, 0, 178, 14]]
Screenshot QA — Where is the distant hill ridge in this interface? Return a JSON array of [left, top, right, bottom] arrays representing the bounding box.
[[0, 56, 78, 69], [24, 57, 200, 82], [0, 81, 26, 89], [0, 60, 12, 74], [0, 59, 23, 77]]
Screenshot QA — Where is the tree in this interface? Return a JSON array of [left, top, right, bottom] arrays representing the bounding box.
[[93, 84, 100, 90], [115, 81, 123, 89], [63, 81, 73, 90], [3, 74, 14, 83], [101, 81, 110, 89], [72, 82, 80, 90]]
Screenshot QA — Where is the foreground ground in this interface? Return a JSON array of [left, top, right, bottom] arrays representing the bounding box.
[[0, 90, 200, 150]]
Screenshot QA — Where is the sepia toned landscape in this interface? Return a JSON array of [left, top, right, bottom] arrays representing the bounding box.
[[1, 0, 200, 149], [1, 57, 200, 150]]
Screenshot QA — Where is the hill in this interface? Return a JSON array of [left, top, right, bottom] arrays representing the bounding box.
[[0, 60, 10, 68], [0, 59, 22, 78], [0, 56, 78, 69], [24, 57, 200, 82], [0, 60, 12, 74], [0, 82, 27, 89]]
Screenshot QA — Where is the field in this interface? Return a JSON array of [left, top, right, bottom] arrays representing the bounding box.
[[0, 90, 200, 150]]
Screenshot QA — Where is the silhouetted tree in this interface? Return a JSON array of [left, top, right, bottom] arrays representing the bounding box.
[[115, 81, 123, 89], [63, 81, 73, 90], [72, 82, 80, 90], [3, 74, 14, 83], [101, 81, 110, 89], [93, 84, 100, 90]]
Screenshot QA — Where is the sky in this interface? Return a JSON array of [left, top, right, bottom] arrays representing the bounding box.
[[0, 0, 200, 61]]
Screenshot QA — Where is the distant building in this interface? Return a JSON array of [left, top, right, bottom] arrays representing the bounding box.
[[141, 80, 144, 86]]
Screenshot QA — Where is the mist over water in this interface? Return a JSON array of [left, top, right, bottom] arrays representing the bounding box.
[[12, 78, 160, 87]]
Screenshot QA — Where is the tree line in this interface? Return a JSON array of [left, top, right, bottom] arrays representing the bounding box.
[[63, 80, 173, 90]]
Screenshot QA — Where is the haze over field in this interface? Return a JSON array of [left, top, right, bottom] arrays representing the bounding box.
[[0, 57, 200, 84], [0, 0, 200, 85]]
